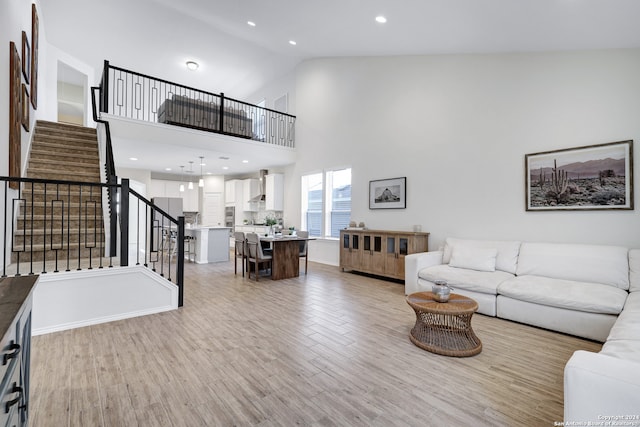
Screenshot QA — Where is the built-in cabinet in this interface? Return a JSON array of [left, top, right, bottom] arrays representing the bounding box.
[[1, 275, 37, 427], [265, 174, 284, 211], [224, 179, 243, 206], [242, 179, 261, 212], [149, 179, 199, 212], [340, 229, 429, 280]]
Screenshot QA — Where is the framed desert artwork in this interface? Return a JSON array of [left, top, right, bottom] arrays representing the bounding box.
[[525, 140, 634, 211], [9, 41, 22, 189], [369, 177, 406, 209]]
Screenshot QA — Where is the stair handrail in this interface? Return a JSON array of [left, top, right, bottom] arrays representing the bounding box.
[[128, 187, 184, 307], [91, 84, 118, 257], [0, 175, 184, 307]]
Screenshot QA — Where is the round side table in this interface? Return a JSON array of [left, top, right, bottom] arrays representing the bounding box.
[[406, 292, 482, 357]]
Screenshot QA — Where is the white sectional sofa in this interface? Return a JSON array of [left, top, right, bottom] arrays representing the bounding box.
[[564, 249, 640, 422], [405, 239, 640, 422]]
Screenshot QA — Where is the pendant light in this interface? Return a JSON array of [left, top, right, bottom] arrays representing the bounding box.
[[179, 166, 185, 192], [188, 161, 194, 190], [198, 156, 205, 187]]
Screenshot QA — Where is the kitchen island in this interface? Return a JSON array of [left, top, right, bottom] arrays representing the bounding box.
[[185, 226, 231, 263]]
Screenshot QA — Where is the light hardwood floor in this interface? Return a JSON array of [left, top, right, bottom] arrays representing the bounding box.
[[30, 260, 602, 426]]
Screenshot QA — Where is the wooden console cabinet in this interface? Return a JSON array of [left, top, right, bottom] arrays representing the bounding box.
[[340, 229, 429, 280]]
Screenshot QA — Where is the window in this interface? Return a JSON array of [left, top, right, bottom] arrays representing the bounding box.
[[301, 168, 351, 238]]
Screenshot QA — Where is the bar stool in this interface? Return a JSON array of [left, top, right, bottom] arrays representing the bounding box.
[[184, 235, 196, 263]]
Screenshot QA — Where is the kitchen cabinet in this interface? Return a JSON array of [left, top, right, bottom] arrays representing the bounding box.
[[185, 227, 231, 263], [1, 275, 38, 427], [265, 173, 284, 211], [340, 229, 429, 280], [225, 179, 242, 206], [242, 179, 260, 212]]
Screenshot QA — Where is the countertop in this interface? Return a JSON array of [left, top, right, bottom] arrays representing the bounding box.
[[186, 226, 231, 230], [0, 275, 39, 340]]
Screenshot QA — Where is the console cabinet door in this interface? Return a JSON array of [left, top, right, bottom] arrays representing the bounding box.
[[340, 231, 361, 270]]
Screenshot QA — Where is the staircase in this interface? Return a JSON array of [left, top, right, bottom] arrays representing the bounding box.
[[12, 121, 106, 266]]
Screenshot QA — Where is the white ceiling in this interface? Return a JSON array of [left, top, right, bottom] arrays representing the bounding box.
[[40, 0, 640, 176], [42, 0, 640, 99]]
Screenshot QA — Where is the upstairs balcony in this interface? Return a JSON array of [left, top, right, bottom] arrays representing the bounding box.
[[95, 61, 297, 173]]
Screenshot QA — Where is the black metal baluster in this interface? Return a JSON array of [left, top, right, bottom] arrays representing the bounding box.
[[136, 198, 140, 265], [77, 185, 82, 270], [144, 203, 149, 267], [159, 215, 165, 277], [12, 194, 25, 277], [29, 181, 34, 275], [2, 181, 7, 277], [99, 186, 104, 269], [66, 184, 71, 272], [52, 184, 63, 273], [42, 183, 47, 274]]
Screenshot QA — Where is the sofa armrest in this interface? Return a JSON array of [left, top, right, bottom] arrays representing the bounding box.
[[404, 251, 444, 295], [564, 350, 640, 422]]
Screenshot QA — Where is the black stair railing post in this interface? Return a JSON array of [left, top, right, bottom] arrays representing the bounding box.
[[101, 60, 110, 113], [177, 215, 185, 307], [119, 179, 129, 267], [219, 92, 225, 133], [108, 175, 117, 257]]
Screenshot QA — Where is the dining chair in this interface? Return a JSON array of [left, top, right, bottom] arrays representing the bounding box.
[[297, 230, 309, 274], [245, 232, 272, 281], [233, 231, 246, 276]]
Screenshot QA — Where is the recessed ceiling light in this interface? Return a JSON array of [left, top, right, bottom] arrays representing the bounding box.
[[165, 167, 172, 171], [242, 160, 249, 163], [186, 61, 199, 71], [223, 166, 229, 170], [247, 21, 256, 27], [206, 172, 212, 175], [129, 157, 138, 161], [289, 40, 297, 46], [375, 16, 387, 23]]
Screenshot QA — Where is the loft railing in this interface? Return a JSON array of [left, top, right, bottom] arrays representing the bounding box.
[[0, 177, 184, 307], [98, 60, 296, 148]]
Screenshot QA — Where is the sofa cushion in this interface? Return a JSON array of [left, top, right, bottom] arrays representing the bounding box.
[[516, 243, 629, 290], [449, 246, 497, 272], [630, 249, 640, 293], [600, 339, 640, 363], [498, 275, 627, 314], [443, 238, 520, 274], [621, 291, 640, 312], [607, 309, 640, 340], [418, 264, 514, 295]]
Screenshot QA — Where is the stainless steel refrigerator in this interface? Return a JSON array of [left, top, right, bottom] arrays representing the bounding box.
[[152, 197, 184, 219]]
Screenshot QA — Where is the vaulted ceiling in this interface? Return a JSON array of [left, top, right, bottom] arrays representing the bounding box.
[[39, 0, 640, 176], [42, 0, 640, 100]]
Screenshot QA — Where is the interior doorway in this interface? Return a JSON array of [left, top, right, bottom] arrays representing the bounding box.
[[57, 61, 87, 126]]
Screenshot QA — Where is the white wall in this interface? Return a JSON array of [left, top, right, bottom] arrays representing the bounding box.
[[283, 50, 640, 259]]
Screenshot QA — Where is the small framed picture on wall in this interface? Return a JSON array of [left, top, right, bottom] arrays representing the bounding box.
[[369, 177, 407, 209]]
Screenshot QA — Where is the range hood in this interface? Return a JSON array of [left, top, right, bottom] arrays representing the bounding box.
[[249, 169, 268, 202]]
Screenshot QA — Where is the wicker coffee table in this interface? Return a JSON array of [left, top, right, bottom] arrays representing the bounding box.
[[406, 292, 482, 357]]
